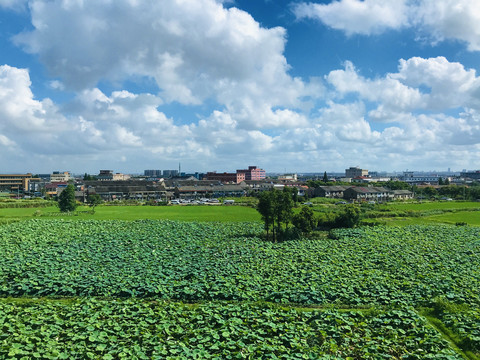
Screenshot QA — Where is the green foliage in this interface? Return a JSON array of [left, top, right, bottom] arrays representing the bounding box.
[[1, 220, 479, 308], [1, 220, 479, 357], [0, 199, 53, 208], [0, 299, 461, 359], [322, 171, 328, 183], [86, 194, 102, 208], [292, 206, 316, 234], [431, 298, 480, 354], [257, 189, 294, 241], [257, 191, 274, 238], [334, 204, 360, 228], [83, 173, 97, 180], [57, 184, 77, 213], [314, 205, 361, 229]]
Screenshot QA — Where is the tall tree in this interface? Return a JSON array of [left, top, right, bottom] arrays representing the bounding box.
[[323, 171, 328, 183], [257, 189, 294, 241], [257, 191, 274, 240], [58, 184, 77, 212]]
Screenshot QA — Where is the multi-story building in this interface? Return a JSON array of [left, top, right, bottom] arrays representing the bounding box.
[[205, 171, 246, 183], [50, 171, 71, 182], [144, 170, 162, 177], [399, 171, 439, 185], [0, 173, 36, 192], [205, 166, 266, 184], [163, 170, 179, 178], [97, 170, 130, 181], [237, 166, 266, 181], [461, 170, 480, 180], [345, 166, 368, 178]]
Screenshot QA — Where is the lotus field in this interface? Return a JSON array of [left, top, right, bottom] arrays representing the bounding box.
[[1, 219, 479, 358]]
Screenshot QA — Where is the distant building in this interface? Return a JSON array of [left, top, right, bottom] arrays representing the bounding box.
[[85, 180, 167, 201], [399, 171, 439, 185], [144, 170, 162, 177], [97, 170, 130, 181], [278, 174, 297, 182], [205, 171, 245, 183], [237, 166, 266, 181], [0, 173, 36, 192], [174, 183, 249, 199], [314, 186, 349, 198], [461, 170, 480, 180], [205, 166, 266, 184], [50, 171, 71, 183], [163, 170, 179, 178], [343, 187, 391, 201], [345, 166, 368, 178]]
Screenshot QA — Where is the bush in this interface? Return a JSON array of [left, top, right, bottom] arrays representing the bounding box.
[[334, 205, 360, 228], [292, 206, 316, 234]]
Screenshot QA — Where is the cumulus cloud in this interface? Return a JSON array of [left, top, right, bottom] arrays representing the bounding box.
[[0, 65, 65, 132], [3, 1, 480, 172], [326, 57, 480, 117], [326, 61, 425, 114], [392, 57, 480, 110], [13, 0, 316, 132], [293, 0, 409, 35], [413, 0, 480, 51], [293, 0, 480, 51]]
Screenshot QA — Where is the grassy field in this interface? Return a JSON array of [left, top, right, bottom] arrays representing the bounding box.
[[381, 201, 480, 211], [1, 199, 479, 226], [0, 204, 261, 223]]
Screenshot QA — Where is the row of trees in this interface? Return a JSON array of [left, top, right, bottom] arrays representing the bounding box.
[[257, 188, 360, 241]]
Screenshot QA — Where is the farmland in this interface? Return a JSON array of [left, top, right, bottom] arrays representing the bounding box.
[[1, 219, 479, 358], [0, 204, 261, 224]]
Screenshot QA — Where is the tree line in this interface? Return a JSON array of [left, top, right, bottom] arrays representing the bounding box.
[[256, 188, 360, 242]]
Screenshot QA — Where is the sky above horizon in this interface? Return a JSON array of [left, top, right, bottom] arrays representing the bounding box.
[[1, 0, 480, 174]]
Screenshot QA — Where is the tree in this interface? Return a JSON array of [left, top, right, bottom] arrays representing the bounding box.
[[276, 188, 294, 233], [256, 189, 294, 242], [257, 191, 274, 239], [83, 173, 97, 181], [87, 194, 103, 209], [322, 171, 328, 183], [58, 184, 77, 212]]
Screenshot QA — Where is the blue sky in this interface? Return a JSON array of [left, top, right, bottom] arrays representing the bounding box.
[[1, 0, 479, 174]]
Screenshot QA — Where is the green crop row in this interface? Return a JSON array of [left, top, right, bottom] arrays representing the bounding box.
[[429, 299, 480, 356], [0, 299, 462, 359], [1, 220, 479, 308]]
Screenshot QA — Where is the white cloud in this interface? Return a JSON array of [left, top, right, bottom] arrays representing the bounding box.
[[326, 57, 480, 115], [0, 0, 28, 11], [0, 65, 65, 132], [0, 134, 15, 147], [392, 56, 480, 110], [12, 0, 318, 132], [293, 0, 410, 35], [293, 0, 480, 51], [326, 61, 425, 113], [413, 0, 480, 51]]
